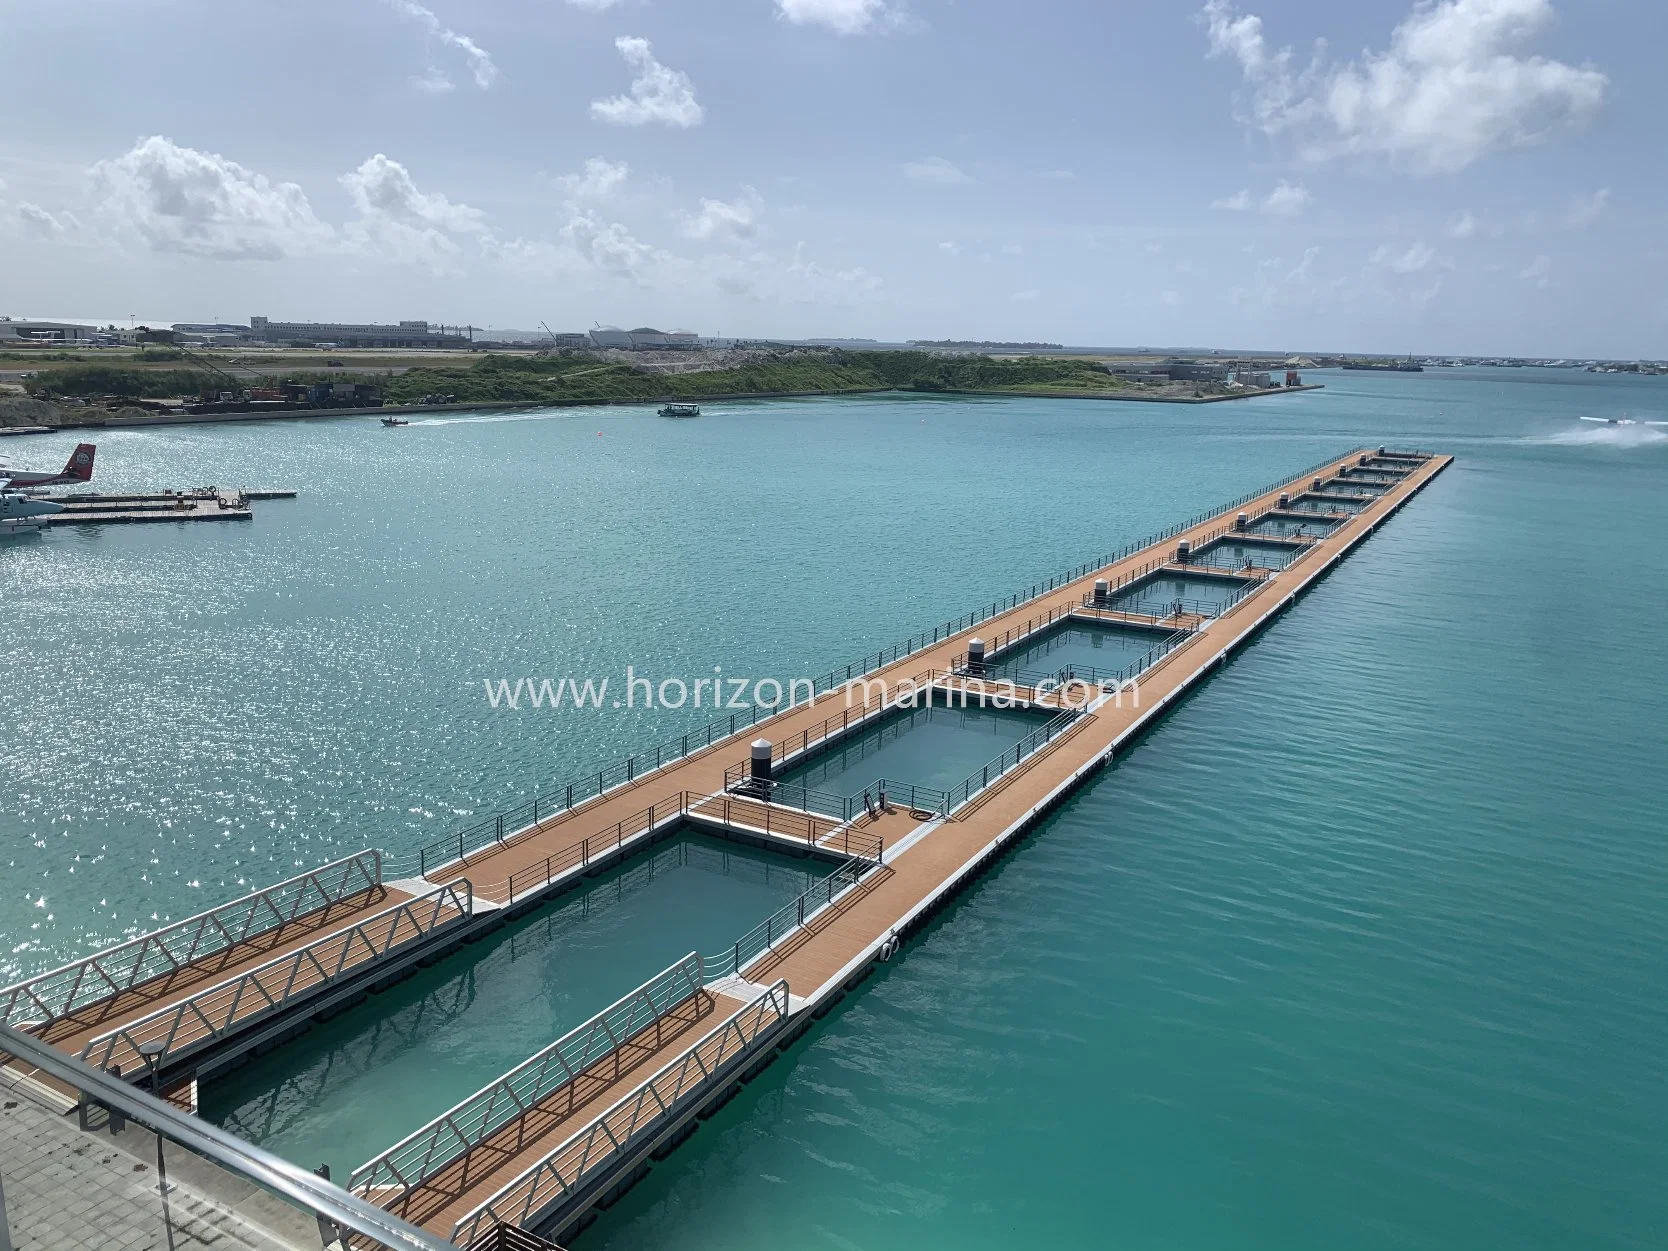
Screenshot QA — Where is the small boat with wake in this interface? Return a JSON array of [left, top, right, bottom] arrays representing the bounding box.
[[381, 416, 411, 427], [658, 403, 701, 418]]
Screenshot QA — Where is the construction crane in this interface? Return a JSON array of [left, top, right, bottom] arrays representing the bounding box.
[[173, 345, 256, 399]]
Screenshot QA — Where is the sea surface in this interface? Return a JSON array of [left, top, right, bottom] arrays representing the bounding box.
[[199, 832, 830, 1178], [3, 369, 1665, 1250]]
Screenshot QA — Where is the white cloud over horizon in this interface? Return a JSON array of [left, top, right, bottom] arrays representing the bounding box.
[[341, 153, 488, 270], [89, 136, 335, 261], [680, 187, 764, 242], [382, 0, 498, 92], [775, 0, 899, 35], [1201, 0, 1608, 173], [590, 38, 704, 128]]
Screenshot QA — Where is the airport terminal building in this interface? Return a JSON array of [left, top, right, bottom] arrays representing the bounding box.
[[248, 317, 470, 349]]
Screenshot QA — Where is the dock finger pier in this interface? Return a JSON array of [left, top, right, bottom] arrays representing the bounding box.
[[1, 446, 1450, 1250]]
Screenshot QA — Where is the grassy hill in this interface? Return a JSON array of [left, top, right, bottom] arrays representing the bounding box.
[[22, 350, 1136, 408]]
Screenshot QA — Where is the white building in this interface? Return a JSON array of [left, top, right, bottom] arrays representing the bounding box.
[[0, 319, 99, 345]]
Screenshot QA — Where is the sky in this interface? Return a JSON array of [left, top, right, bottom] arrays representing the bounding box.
[[0, 0, 1657, 356]]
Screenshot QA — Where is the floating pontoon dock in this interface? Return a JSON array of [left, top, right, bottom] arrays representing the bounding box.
[[0, 446, 1449, 1248]]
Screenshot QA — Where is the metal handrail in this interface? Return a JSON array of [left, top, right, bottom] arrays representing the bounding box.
[[0, 1021, 456, 1251], [702, 849, 883, 979], [396, 448, 1372, 882], [686, 793, 880, 860], [498, 795, 688, 906], [80, 881, 474, 1075], [449, 982, 793, 1247], [1300, 488, 1376, 504], [350, 953, 705, 1205], [979, 623, 1196, 692], [0, 849, 383, 1030], [936, 706, 1086, 814]]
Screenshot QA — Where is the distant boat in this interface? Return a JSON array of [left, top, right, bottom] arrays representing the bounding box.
[[381, 416, 410, 427], [658, 403, 701, 418]]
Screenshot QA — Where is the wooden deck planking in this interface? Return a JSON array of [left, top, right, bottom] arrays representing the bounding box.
[[28, 885, 409, 1055], [393, 991, 743, 1236], [81, 890, 470, 1076], [423, 452, 1395, 902], [747, 453, 1453, 996]]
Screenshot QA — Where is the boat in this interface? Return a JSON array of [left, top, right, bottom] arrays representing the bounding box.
[[658, 403, 701, 418], [380, 416, 410, 427]]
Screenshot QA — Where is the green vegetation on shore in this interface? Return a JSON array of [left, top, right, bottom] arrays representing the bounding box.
[[21, 350, 1134, 410]]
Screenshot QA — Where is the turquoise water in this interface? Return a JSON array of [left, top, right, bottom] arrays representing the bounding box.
[[1112, 569, 1255, 613], [1248, 514, 1339, 538], [1287, 495, 1369, 514], [1195, 539, 1298, 569], [993, 620, 1172, 676], [5, 370, 1668, 1249], [198, 832, 828, 1178], [777, 704, 1050, 797]]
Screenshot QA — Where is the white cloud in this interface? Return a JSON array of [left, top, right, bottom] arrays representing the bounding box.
[[1520, 253, 1553, 287], [410, 69, 455, 95], [590, 37, 703, 128], [1262, 180, 1311, 215], [558, 157, 629, 202], [90, 136, 333, 260], [1201, 0, 1608, 173], [1564, 187, 1610, 229], [16, 203, 66, 239], [702, 243, 882, 304], [1000, 241, 1024, 256], [1231, 245, 1323, 307], [1212, 188, 1252, 211], [341, 153, 487, 269], [1447, 210, 1478, 238], [939, 240, 961, 256], [564, 211, 673, 281], [1161, 289, 1184, 307], [781, 244, 883, 301], [681, 186, 764, 241], [1371, 240, 1438, 273], [383, 0, 498, 91], [775, 0, 897, 35], [904, 157, 970, 185], [565, 0, 620, 8], [488, 211, 678, 286], [1011, 288, 1040, 302]]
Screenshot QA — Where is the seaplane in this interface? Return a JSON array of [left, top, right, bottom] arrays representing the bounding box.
[[1579, 416, 1668, 427], [0, 442, 95, 534], [0, 442, 96, 488]]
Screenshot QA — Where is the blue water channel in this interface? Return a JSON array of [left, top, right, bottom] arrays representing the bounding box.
[[198, 831, 830, 1178], [1247, 513, 1341, 538], [991, 619, 1175, 679], [9, 373, 1668, 1251], [1193, 538, 1299, 570], [1111, 569, 1257, 614], [776, 703, 1052, 799]]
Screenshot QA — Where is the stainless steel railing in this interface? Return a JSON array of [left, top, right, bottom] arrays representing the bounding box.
[[350, 953, 704, 1206], [449, 981, 792, 1247], [0, 849, 383, 1030], [79, 880, 473, 1075], [0, 1020, 454, 1251]]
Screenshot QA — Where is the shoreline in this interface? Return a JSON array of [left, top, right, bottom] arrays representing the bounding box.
[[13, 380, 1323, 432]]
